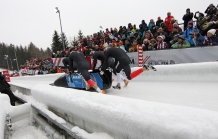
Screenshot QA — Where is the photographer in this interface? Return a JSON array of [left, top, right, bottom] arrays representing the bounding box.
[[0, 72, 16, 106]]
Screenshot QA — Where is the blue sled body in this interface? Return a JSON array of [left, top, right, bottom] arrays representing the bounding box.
[[53, 70, 112, 90]]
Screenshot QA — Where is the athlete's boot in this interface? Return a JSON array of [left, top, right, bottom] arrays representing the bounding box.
[[143, 64, 149, 71], [112, 85, 121, 89], [124, 80, 129, 87]]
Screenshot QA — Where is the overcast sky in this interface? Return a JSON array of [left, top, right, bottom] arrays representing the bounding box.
[[0, 0, 217, 50]]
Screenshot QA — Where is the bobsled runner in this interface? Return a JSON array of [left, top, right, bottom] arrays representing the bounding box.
[[52, 69, 112, 90]]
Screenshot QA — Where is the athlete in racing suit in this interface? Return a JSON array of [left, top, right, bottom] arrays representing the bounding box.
[[67, 51, 105, 94], [101, 47, 149, 89]]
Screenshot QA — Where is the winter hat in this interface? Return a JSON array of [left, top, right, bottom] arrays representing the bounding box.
[[207, 29, 216, 35], [188, 20, 193, 25], [119, 41, 123, 45], [158, 16, 161, 20], [178, 35, 185, 40], [150, 19, 154, 22], [157, 35, 163, 40]]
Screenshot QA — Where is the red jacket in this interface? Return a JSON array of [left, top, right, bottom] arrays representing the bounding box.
[[165, 16, 174, 27]]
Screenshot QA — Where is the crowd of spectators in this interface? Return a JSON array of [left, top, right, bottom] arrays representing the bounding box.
[[16, 3, 218, 75], [17, 57, 57, 75], [51, 3, 218, 57]]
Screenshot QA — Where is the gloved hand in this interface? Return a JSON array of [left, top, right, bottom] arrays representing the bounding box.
[[100, 71, 104, 75], [108, 68, 113, 72]]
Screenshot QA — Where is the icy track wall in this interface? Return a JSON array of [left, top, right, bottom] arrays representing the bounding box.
[[131, 62, 218, 82], [27, 62, 218, 139]]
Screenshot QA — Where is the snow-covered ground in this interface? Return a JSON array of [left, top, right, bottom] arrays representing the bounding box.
[[2, 62, 218, 139]]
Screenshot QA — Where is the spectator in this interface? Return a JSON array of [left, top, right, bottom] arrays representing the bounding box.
[[172, 35, 191, 49], [183, 8, 194, 30], [165, 12, 174, 30], [124, 39, 131, 52], [169, 34, 180, 47], [118, 41, 126, 52], [154, 27, 169, 43], [189, 31, 204, 47], [150, 22, 157, 34], [156, 36, 167, 50], [138, 24, 145, 37], [141, 20, 148, 29], [131, 25, 137, 33], [194, 11, 205, 29], [148, 19, 155, 30], [168, 18, 176, 34], [148, 38, 157, 50], [183, 20, 198, 41], [160, 22, 169, 33], [205, 4, 217, 17], [144, 31, 153, 40], [156, 17, 163, 28], [129, 40, 138, 52], [142, 39, 150, 51], [203, 29, 218, 46], [169, 25, 182, 42]]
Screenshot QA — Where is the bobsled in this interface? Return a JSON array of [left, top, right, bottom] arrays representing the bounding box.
[[52, 70, 112, 90]]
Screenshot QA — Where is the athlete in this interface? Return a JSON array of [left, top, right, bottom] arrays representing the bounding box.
[[62, 57, 77, 71], [67, 51, 105, 94], [101, 47, 154, 89], [91, 51, 114, 71], [91, 50, 129, 87]]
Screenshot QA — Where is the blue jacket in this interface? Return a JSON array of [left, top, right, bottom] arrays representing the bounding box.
[[184, 27, 199, 41], [188, 34, 204, 46]]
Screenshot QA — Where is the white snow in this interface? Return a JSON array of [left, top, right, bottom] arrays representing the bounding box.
[[9, 118, 49, 139], [72, 126, 114, 139], [6, 62, 218, 139]]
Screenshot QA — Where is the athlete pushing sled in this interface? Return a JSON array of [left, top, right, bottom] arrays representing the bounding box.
[[101, 47, 156, 89]]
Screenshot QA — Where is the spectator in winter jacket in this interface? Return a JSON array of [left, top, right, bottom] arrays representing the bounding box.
[[0, 72, 16, 106], [148, 19, 155, 30], [169, 25, 183, 41], [172, 35, 191, 49], [156, 36, 167, 50], [205, 4, 217, 17], [144, 31, 153, 40], [118, 41, 126, 52], [183, 20, 198, 41], [154, 27, 169, 43], [182, 8, 194, 30], [168, 18, 176, 34], [188, 32, 204, 47], [141, 20, 148, 29], [165, 12, 174, 30], [124, 39, 131, 52], [148, 38, 157, 50], [142, 39, 150, 51], [203, 29, 218, 46], [156, 17, 163, 28], [169, 34, 180, 48], [129, 40, 138, 52], [194, 11, 205, 29], [160, 22, 169, 33], [150, 22, 157, 34]]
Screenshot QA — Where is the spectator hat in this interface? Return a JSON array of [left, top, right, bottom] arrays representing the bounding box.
[[119, 41, 123, 45], [157, 36, 163, 40], [207, 29, 216, 35], [178, 35, 185, 40], [188, 20, 193, 25]]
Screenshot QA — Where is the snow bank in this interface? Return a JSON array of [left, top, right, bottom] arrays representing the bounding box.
[[72, 126, 114, 139], [31, 84, 218, 139], [0, 94, 10, 139]]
